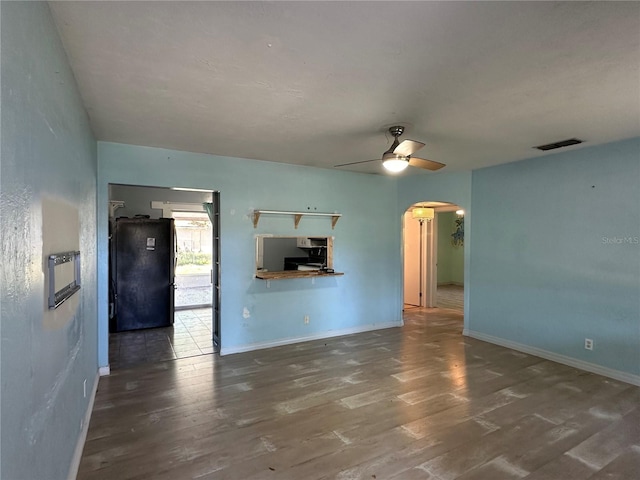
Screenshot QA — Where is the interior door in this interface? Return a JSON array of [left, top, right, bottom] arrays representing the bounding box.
[[403, 211, 421, 306]]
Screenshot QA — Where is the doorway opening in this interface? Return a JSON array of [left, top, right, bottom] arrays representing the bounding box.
[[173, 211, 213, 310], [107, 184, 220, 370], [403, 202, 464, 314]]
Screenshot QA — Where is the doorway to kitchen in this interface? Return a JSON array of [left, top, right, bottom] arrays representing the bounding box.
[[107, 184, 220, 370]]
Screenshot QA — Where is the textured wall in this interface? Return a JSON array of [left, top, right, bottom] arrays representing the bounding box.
[[0, 2, 97, 479], [469, 138, 640, 378], [97, 142, 401, 362]]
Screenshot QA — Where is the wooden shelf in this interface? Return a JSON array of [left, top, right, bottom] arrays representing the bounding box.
[[255, 271, 344, 280], [253, 210, 341, 229]]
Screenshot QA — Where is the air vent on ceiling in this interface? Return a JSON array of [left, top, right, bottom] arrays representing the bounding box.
[[534, 138, 584, 151]]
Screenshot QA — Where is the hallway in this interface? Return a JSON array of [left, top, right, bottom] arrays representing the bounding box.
[[437, 284, 464, 311], [405, 284, 464, 312]]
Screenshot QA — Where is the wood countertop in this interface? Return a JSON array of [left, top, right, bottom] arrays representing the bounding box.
[[255, 271, 344, 280]]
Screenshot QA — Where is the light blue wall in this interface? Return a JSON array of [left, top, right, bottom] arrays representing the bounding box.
[[398, 172, 472, 323], [469, 138, 640, 377], [97, 142, 401, 363], [1, 2, 97, 479]]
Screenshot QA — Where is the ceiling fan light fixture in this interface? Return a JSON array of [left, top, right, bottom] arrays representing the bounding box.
[[334, 125, 445, 173], [382, 153, 409, 172]]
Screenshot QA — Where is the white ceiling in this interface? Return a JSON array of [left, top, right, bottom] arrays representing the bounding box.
[[49, 1, 640, 175]]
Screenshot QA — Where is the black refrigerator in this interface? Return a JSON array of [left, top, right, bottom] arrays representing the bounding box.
[[111, 217, 175, 332]]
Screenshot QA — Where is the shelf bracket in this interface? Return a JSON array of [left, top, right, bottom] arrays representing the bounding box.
[[252, 209, 342, 229]]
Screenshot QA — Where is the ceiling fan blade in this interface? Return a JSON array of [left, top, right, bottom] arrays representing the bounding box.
[[394, 139, 425, 157], [334, 158, 380, 168], [408, 157, 446, 171]]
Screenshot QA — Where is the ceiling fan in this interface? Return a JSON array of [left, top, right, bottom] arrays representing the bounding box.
[[335, 126, 445, 173]]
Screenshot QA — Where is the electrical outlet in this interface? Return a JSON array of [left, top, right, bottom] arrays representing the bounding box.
[[304, 315, 310, 324], [584, 338, 594, 350], [83, 379, 87, 398]]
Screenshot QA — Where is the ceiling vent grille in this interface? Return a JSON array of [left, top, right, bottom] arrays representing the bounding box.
[[534, 138, 584, 151]]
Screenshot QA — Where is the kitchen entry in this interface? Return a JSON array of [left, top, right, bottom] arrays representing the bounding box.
[[107, 184, 220, 369]]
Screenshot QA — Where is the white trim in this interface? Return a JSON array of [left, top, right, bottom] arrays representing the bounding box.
[[98, 365, 110, 376], [463, 329, 640, 387], [433, 205, 460, 213], [67, 372, 99, 480], [221, 321, 403, 356], [426, 215, 436, 307]]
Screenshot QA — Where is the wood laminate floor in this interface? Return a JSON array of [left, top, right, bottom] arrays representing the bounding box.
[[436, 284, 464, 311], [80, 307, 640, 479], [404, 284, 464, 312]]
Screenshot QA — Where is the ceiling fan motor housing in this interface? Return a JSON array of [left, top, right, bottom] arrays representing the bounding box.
[[389, 126, 405, 137], [382, 151, 408, 162], [385, 126, 405, 155]]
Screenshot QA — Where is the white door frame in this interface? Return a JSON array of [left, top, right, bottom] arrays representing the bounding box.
[[403, 211, 422, 306], [424, 215, 438, 308], [403, 210, 438, 308]]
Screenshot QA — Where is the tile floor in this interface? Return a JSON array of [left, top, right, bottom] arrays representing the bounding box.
[[108, 308, 213, 369]]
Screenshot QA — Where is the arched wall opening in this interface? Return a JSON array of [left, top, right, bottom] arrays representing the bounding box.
[[402, 200, 466, 326]]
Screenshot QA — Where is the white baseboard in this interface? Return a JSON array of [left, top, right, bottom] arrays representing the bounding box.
[[221, 321, 403, 356], [98, 365, 110, 376], [67, 371, 99, 480], [463, 329, 640, 387]]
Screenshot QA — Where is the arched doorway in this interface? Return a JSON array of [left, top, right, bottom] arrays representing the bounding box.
[[403, 201, 464, 312]]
